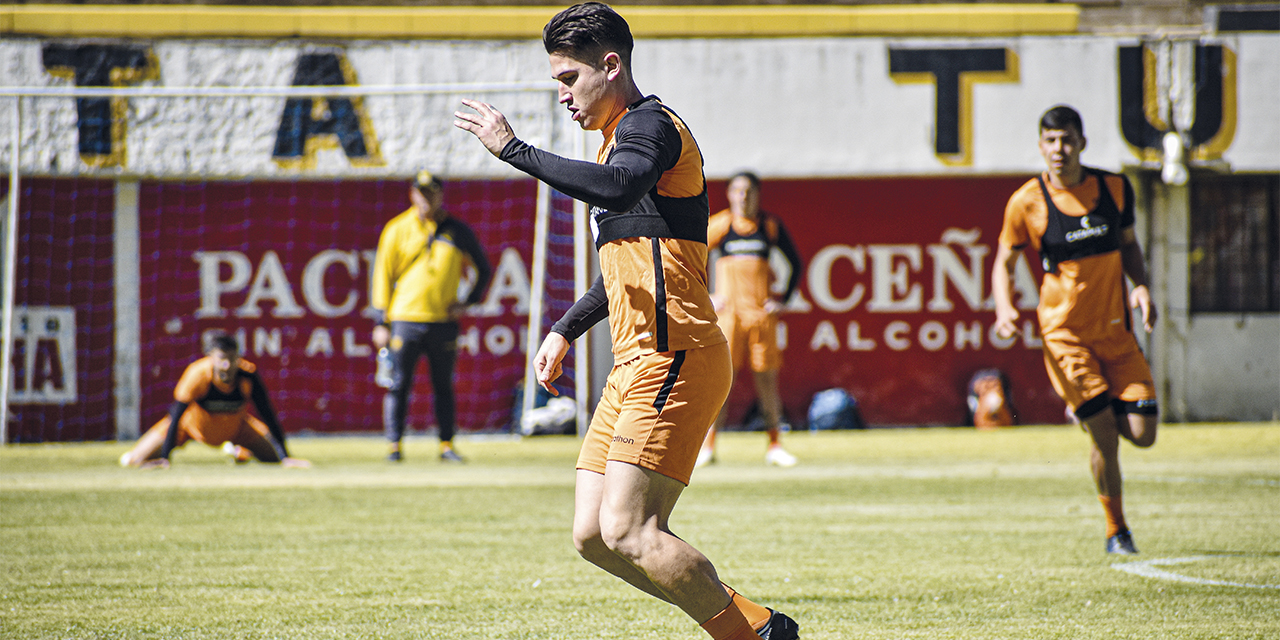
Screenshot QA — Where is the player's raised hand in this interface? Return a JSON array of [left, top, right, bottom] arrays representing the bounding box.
[[1130, 284, 1156, 332], [533, 333, 569, 396], [454, 99, 517, 157]]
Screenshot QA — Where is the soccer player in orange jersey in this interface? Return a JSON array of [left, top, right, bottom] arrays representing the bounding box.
[[119, 332, 309, 469], [991, 105, 1158, 555], [454, 4, 797, 639], [698, 172, 804, 468]]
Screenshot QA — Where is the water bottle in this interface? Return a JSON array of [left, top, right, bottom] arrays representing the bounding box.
[[375, 347, 394, 389]]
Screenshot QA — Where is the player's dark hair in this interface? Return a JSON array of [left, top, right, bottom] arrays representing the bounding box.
[[729, 171, 761, 190], [414, 169, 443, 195], [543, 2, 633, 67], [1040, 105, 1084, 137], [206, 332, 239, 355]]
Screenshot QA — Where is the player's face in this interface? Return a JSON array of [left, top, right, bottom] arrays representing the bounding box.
[[549, 52, 619, 131], [1039, 127, 1086, 180], [209, 348, 239, 384], [726, 176, 760, 218]]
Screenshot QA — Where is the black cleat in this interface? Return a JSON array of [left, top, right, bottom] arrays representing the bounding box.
[[1106, 530, 1138, 555], [440, 448, 465, 463], [756, 609, 799, 640], [387, 450, 403, 462]]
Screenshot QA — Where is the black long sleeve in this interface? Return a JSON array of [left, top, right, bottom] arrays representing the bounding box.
[[247, 372, 289, 458], [550, 275, 610, 343], [498, 101, 679, 213], [159, 401, 188, 459], [448, 219, 493, 306], [774, 222, 804, 301]]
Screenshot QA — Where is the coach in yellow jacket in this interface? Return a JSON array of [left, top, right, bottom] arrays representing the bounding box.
[[370, 171, 492, 463]]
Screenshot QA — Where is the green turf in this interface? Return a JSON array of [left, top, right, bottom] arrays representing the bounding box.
[[2, 424, 1277, 639]]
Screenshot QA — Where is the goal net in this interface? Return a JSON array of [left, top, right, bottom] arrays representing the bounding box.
[[0, 79, 591, 443]]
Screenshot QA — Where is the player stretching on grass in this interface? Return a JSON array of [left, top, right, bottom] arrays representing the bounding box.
[[698, 171, 804, 468], [991, 105, 1158, 555], [119, 332, 309, 469], [454, 4, 799, 639]]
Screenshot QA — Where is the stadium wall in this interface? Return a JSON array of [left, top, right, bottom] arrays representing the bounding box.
[[1, 14, 1277, 440]]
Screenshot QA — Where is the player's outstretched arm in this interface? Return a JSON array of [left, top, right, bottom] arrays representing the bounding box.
[[460, 102, 672, 214], [1119, 227, 1156, 332], [991, 243, 1021, 339], [454, 99, 517, 157], [534, 333, 570, 396]]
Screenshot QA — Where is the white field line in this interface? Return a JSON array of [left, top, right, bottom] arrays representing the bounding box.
[[1112, 555, 1280, 590], [1128, 475, 1280, 488]]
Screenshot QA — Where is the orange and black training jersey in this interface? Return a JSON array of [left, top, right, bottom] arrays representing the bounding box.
[[370, 209, 493, 324], [999, 167, 1135, 336], [159, 357, 287, 459], [707, 209, 803, 313], [500, 95, 724, 363]]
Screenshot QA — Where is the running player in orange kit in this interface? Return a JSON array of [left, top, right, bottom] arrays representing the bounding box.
[[454, 4, 798, 639], [698, 172, 804, 468], [991, 105, 1158, 555], [119, 332, 309, 469]]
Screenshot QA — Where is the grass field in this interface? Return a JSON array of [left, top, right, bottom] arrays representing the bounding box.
[[2, 423, 1277, 640]]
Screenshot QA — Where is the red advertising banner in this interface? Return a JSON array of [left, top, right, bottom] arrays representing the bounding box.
[[3, 178, 117, 442], [707, 177, 1068, 427], [136, 179, 565, 436], [7, 175, 1076, 442]]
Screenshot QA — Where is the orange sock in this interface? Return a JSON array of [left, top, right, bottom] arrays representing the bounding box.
[[1098, 495, 1127, 537], [721, 584, 772, 631], [700, 600, 762, 640]]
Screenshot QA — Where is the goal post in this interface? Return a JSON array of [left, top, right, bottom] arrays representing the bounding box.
[[0, 81, 593, 444]]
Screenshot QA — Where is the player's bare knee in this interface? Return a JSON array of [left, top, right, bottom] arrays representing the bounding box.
[[1131, 417, 1158, 448], [571, 524, 604, 559], [597, 518, 650, 563]]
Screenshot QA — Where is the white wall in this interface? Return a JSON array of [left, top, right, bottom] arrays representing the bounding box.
[[2, 34, 1277, 178], [1185, 316, 1280, 421]]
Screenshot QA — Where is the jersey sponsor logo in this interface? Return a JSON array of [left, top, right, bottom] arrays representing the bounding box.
[[611, 435, 635, 445], [1064, 215, 1111, 243], [724, 238, 769, 255]]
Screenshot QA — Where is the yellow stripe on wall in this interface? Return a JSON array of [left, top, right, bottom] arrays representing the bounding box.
[[3, 4, 1080, 39]]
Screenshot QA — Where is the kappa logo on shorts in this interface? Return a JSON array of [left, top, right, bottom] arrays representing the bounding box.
[[612, 435, 635, 445]]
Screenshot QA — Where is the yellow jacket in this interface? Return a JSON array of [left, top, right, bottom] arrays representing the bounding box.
[[370, 207, 492, 324]]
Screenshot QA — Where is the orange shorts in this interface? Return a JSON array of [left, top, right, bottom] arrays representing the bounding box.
[[143, 407, 280, 460], [1042, 327, 1156, 415], [719, 309, 781, 373], [577, 343, 732, 485]]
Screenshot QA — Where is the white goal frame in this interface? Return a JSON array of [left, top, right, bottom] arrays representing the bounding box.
[[0, 83, 592, 444]]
